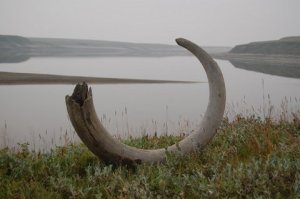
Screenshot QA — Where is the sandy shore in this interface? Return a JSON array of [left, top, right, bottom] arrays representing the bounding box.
[[0, 71, 199, 85]]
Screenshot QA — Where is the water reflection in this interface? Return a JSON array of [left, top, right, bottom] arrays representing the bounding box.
[[1, 43, 300, 150], [0, 42, 198, 84], [0, 49, 30, 63], [229, 59, 300, 79], [2, 50, 300, 79], [212, 53, 300, 79]]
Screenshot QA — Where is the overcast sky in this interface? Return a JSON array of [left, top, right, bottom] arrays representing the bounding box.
[[1, 0, 300, 46]]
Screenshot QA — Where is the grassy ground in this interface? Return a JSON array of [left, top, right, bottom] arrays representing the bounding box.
[[0, 115, 299, 198]]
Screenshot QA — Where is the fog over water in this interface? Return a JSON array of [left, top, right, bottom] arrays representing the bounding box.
[[1, 0, 300, 150], [0, 56, 299, 150]]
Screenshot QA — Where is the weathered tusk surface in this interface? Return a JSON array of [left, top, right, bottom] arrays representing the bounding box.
[[65, 38, 226, 165]]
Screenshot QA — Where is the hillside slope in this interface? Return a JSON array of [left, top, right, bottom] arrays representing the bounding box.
[[230, 36, 300, 55]]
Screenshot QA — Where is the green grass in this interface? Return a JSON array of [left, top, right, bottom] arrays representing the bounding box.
[[0, 115, 299, 198]]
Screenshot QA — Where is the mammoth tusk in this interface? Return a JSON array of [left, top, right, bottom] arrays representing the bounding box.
[[65, 38, 226, 165]]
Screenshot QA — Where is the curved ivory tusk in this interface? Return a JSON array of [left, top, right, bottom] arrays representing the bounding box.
[[65, 38, 226, 165]]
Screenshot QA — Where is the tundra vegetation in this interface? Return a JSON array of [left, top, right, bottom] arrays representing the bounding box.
[[1, 38, 300, 198], [0, 114, 299, 198]]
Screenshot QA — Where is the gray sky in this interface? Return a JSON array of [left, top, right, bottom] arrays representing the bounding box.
[[1, 0, 300, 46]]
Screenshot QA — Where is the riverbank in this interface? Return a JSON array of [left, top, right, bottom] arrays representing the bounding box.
[[0, 71, 198, 85], [1, 115, 299, 198], [212, 52, 300, 64]]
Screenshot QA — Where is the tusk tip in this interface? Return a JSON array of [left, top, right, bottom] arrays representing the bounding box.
[[71, 82, 90, 106], [175, 38, 189, 46]]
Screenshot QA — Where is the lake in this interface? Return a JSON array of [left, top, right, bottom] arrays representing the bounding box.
[[0, 56, 300, 151]]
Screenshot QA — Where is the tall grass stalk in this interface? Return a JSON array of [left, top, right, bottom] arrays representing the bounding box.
[[0, 120, 8, 149]]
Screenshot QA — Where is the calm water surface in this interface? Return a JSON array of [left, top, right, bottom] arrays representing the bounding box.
[[0, 57, 299, 150]]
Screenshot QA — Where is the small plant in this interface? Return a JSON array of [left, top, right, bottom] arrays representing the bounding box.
[[0, 115, 299, 198]]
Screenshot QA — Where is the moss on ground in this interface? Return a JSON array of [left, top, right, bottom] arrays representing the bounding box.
[[0, 116, 299, 198]]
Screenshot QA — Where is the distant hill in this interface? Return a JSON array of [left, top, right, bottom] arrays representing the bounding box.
[[0, 35, 32, 63], [0, 35, 230, 63], [230, 36, 300, 55], [1, 35, 191, 63], [0, 35, 190, 58], [0, 35, 31, 48]]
